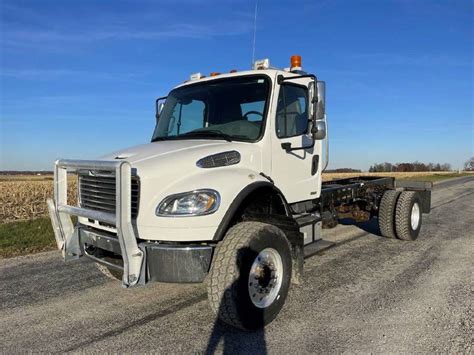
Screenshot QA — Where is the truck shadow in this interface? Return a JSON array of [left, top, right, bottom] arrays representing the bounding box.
[[338, 217, 382, 237], [205, 321, 267, 354], [205, 247, 268, 354]]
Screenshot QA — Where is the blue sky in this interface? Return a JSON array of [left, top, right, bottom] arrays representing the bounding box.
[[0, 0, 472, 171]]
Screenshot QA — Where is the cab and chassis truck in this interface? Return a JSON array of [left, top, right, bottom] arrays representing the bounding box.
[[47, 56, 432, 330]]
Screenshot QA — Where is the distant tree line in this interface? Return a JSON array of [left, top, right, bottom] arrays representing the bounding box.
[[0, 171, 53, 175], [325, 168, 362, 173], [369, 161, 452, 173]]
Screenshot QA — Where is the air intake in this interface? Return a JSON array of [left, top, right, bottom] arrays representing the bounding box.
[[196, 151, 241, 169]]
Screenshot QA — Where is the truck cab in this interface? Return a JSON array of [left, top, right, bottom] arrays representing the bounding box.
[[47, 55, 430, 330]]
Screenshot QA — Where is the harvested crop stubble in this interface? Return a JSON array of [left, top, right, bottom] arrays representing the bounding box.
[[0, 180, 77, 223], [0, 171, 467, 223]]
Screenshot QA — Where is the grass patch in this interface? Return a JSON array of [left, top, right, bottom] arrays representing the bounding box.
[[397, 172, 472, 182], [0, 217, 57, 258]]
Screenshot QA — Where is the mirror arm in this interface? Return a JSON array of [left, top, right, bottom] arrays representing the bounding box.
[[281, 141, 315, 152], [277, 74, 317, 84]]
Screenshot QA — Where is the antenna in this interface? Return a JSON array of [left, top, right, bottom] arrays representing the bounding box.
[[251, 0, 258, 65]]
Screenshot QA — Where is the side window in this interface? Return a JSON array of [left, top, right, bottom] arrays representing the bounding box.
[[276, 85, 308, 138], [168, 100, 205, 135]]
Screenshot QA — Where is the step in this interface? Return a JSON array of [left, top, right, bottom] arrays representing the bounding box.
[[295, 213, 321, 227]]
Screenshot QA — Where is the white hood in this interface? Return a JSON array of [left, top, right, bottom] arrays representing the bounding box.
[[99, 139, 263, 178], [101, 140, 230, 165]]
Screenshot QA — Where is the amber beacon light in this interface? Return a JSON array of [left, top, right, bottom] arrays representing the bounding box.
[[290, 55, 302, 70]]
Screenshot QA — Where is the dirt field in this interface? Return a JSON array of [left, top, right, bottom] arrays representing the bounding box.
[[0, 177, 77, 223], [0, 172, 470, 224]]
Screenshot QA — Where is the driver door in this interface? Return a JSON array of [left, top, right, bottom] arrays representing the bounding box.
[[270, 79, 322, 203]]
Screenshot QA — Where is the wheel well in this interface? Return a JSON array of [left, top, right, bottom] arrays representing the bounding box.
[[213, 183, 290, 241], [240, 186, 289, 217], [212, 183, 304, 285]]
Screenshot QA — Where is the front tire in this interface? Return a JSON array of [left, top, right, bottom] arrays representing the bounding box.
[[207, 221, 292, 331]]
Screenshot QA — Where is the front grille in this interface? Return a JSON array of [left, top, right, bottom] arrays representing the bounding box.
[[78, 171, 139, 219]]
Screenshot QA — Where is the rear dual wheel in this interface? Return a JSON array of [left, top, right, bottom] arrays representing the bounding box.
[[395, 191, 422, 241], [378, 190, 422, 241]]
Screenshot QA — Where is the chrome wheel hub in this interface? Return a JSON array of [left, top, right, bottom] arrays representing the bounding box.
[[248, 248, 283, 308], [411, 202, 420, 230]]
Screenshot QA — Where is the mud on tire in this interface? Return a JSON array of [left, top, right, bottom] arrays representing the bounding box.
[[207, 221, 292, 331]]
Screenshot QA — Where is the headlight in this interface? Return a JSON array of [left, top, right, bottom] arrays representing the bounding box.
[[156, 189, 220, 216]]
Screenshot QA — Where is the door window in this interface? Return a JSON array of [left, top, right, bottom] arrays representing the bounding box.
[[276, 85, 308, 138]]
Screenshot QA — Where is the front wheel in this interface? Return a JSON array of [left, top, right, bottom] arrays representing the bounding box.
[[207, 221, 292, 331]]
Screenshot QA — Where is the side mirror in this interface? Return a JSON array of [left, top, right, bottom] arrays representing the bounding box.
[[155, 97, 166, 122], [308, 81, 316, 118], [316, 81, 325, 120], [309, 81, 326, 140]]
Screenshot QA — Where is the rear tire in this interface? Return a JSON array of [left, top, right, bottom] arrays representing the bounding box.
[[378, 190, 401, 239], [95, 263, 123, 281], [395, 191, 422, 241], [207, 221, 292, 331]]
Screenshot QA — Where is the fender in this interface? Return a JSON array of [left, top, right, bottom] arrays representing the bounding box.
[[212, 181, 291, 241]]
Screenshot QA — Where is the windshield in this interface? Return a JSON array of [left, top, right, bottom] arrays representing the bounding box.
[[152, 75, 270, 142]]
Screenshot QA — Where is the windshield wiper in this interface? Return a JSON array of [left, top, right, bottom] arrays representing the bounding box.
[[179, 130, 233, 142]]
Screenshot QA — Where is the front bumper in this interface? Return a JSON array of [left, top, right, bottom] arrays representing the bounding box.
[[47, 159, 213, 287], [80, 226, 213, 283]]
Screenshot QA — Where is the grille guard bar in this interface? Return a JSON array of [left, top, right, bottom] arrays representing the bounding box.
[[46, 159, 144, 288]]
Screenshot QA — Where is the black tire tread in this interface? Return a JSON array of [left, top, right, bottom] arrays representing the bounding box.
[[207, 221, 287, 330], [379, 190, 401, 239], [395, 191, 419, 241]]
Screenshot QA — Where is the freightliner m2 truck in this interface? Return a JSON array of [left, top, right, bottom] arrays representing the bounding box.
[[47, 56, 431, 330]]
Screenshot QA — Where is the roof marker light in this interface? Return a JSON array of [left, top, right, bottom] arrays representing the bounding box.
[[190, 72, 202, 80], [210, 72, 221, 76], [253, 58, 270, 70], [229, 69, 238, 73]]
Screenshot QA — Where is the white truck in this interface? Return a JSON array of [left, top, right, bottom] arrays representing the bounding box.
[[47, 55, 431, 330]]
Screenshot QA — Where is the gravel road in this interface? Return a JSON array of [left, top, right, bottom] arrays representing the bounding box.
[[1, 177, 472, 353]]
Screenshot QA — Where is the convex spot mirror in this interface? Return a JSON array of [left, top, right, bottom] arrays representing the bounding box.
[[313, 120, 326, 140]]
